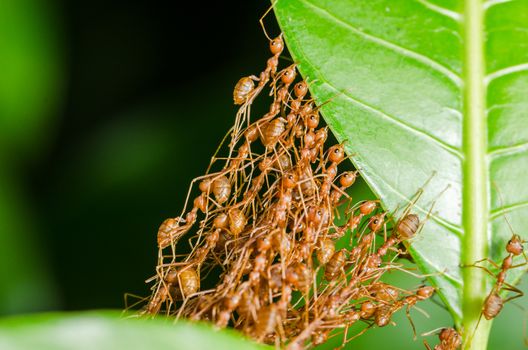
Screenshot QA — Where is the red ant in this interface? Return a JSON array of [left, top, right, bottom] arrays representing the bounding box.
[[423, 327, 462, 350]]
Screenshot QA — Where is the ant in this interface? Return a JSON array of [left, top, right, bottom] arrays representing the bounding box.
[[423, 327, 462, 350], [466, 232, 527, 332]]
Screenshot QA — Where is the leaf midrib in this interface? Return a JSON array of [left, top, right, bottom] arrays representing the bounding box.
[[461, 0, 490, 348]]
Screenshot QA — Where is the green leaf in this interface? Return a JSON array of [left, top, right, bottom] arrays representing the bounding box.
[[274, 0, 528, 348], [0, 311, 267, 350]]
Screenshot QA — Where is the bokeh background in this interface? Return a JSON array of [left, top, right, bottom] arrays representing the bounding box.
[[0, 0, 525, 349]]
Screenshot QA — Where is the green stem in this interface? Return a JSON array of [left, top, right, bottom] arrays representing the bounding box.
[[462, 0, 490, 349]]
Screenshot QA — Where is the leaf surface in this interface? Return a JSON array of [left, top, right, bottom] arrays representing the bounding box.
[[0, 312, 266, 350]]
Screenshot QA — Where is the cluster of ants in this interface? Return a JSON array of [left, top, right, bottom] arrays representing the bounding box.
[[135, 30, 527, 350]]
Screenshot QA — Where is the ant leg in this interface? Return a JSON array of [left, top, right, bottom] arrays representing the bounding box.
[[123, 293, 148, 313], [462, 259, 500, 273], [511, 260, 528, 269], [467, 312, 484, 349], [406, 305, 418, 340], [397, 171, 437, 220], [423, 340, 433, 350], [208, 127, 234, 173], [384, 263, 445, 279], [345, 323, 372, 343], [502, 282, 524, 303]]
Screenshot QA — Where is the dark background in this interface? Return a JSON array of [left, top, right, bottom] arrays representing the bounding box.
[[7, 0, 279, 313]]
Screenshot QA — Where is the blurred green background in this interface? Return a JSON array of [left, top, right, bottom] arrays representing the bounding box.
[[0, 0, 525, 348]]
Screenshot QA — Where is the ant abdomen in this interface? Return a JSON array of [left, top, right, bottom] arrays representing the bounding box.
[[483, 292, 503, 320], [212, 175, 231, 204], [255, 304, 278, 338], [262, 118, 286, 147], [374, 305, 392, 327], [325, 249, 346, 281], [233, 77, 255, 105], [172, 268, 200, 299], [396, 213, 420, 240], [316, 239, 335, 265], [157, 217, 181, 248], [228, 208, 247, 236]]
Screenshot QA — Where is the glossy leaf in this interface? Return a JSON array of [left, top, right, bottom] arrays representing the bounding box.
[[274, 0, 528, 347], [0, 312, 267, 350]]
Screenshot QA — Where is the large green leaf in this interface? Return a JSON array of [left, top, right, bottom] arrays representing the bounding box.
[[274, 0, 528, 348], [0, 312, 267, 350]]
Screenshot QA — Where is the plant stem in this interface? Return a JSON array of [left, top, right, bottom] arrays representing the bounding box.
[[462, 0, 490, 349]]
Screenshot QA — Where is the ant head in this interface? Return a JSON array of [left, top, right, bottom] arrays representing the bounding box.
[[282, 171, 298, 189], [339, 171, 357, 188], [306, 113, 320, 129], [359, 200, 378, 215], [269, 35, 284, 55], [328, 144, 345, 163], [439, 328, 461, 346], [506, 234, 524, 255], [281, 65, 297, 84], [416, 285, 435, 300], [368, 212, 386, 232], [294, 81, 308, 98]]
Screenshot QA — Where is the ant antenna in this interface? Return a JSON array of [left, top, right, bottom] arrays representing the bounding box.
[[259, 1, 279, 41], [491, 181, 517, 236]]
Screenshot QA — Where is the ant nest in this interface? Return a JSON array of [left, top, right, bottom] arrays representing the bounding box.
[[138, 34, 443, 349]]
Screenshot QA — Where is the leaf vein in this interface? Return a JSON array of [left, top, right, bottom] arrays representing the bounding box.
[[415, 0, 462, 22], [485, 63, 528, 85], [412, 250, 463, 286], [484, 0, 515, 10], [488, 141, 528, 158], [486, 101, 528, 113], [490, 200, 528, 220], [321, 82, 464, 159]]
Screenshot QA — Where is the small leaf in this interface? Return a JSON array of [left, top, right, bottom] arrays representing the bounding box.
[[0, 311, 267, 350], [274, 0, 528, 347]]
